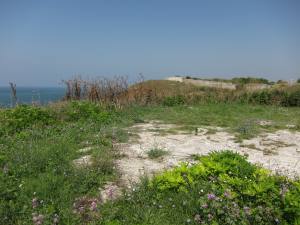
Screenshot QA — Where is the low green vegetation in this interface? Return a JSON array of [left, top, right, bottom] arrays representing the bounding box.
[[1, 88, 300, 224], [147, 148, 169, 159], [0, 102, 133, 224], [101, 151, 300, 225]]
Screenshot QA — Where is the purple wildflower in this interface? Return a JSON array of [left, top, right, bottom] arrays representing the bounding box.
[[107, 187, 114, 199], [207, 193, 216, 200]]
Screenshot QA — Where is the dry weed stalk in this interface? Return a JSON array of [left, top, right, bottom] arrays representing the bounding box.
[[9, 82, 17, 107], [62, 76, 131, 107]]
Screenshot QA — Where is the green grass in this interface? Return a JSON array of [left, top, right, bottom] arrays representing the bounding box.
[[0, 102, 135, 224], [1, 101, 300, 224], [127, 103, 300, 139], [147, 148, 169, 159]]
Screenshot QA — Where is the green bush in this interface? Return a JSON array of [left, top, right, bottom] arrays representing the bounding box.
[[102, 151, 300, 225], [56, 101, 115, 123], [244, 87, 300, 107], [0, 105, 55, 136], [162, 96, 185, 106], [288, 89, 300, 106]]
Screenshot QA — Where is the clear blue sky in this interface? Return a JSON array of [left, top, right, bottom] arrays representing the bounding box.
[[0, 0, 299, 86]]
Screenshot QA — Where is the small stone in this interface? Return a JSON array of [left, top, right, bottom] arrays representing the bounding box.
[[78, 146, 93, 153], [73, 155, 92, 167]]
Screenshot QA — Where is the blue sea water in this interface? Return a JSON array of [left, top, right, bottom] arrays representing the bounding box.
[[0, 87, 65, 107]]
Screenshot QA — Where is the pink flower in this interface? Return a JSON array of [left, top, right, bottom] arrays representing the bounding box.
[[90, 201, 97, 211], [107, 187, 114, 199]]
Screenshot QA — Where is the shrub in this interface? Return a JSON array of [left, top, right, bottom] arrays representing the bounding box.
[[0, 105, 55, 136], [58, 101, 114, 123], [288, 89, 300, 106], [162, 96, 185, 106], [102, 151, 300, 225]]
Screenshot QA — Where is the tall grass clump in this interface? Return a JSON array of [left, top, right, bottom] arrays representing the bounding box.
[[62, 76, 129, 106]]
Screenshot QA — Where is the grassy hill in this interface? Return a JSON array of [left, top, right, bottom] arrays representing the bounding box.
[[1, 77, 300, 224]]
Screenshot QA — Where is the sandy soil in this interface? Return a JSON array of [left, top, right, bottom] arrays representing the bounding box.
[[116, 121, 300, 187]]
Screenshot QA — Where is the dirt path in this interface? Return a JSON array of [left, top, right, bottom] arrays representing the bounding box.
[[116, 121, 300, 187]]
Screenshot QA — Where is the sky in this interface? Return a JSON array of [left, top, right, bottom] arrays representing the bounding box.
[[0, 0, 299, 86]]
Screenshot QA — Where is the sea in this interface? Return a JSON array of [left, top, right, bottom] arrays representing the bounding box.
[[0, 87, 65, 107]]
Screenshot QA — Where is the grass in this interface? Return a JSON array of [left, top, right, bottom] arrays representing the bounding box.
[[0, 102, 135, 224], [147, 148, 169, 159], [1, 100, 300, 224], [126, 103, 300, 140]]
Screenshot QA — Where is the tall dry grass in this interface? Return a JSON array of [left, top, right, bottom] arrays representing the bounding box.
[[61, 77, 300, 107]]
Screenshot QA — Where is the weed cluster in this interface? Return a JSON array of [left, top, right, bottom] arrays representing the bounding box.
[[0, 105, 55, 136], [147, 148, 169, 159], [101, 151, 300, 225]]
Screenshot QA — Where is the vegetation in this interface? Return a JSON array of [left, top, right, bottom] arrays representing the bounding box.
[[231, 77, 271, 84], [100, 151, 300, 225], [0, 102, 131, 224], [1, 77, 300, 224], [184, 76, 272, 84], [130, 103, 300, 137], [59, 77, 300, 107], [147, 148, 169, 159]]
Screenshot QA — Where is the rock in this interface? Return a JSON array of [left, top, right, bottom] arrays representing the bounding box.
[[73, 155, 92, 167], [258, 120, 272, 126]]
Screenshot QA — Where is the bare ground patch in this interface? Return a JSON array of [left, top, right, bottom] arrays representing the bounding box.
[[116, 121, 300, 187]]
